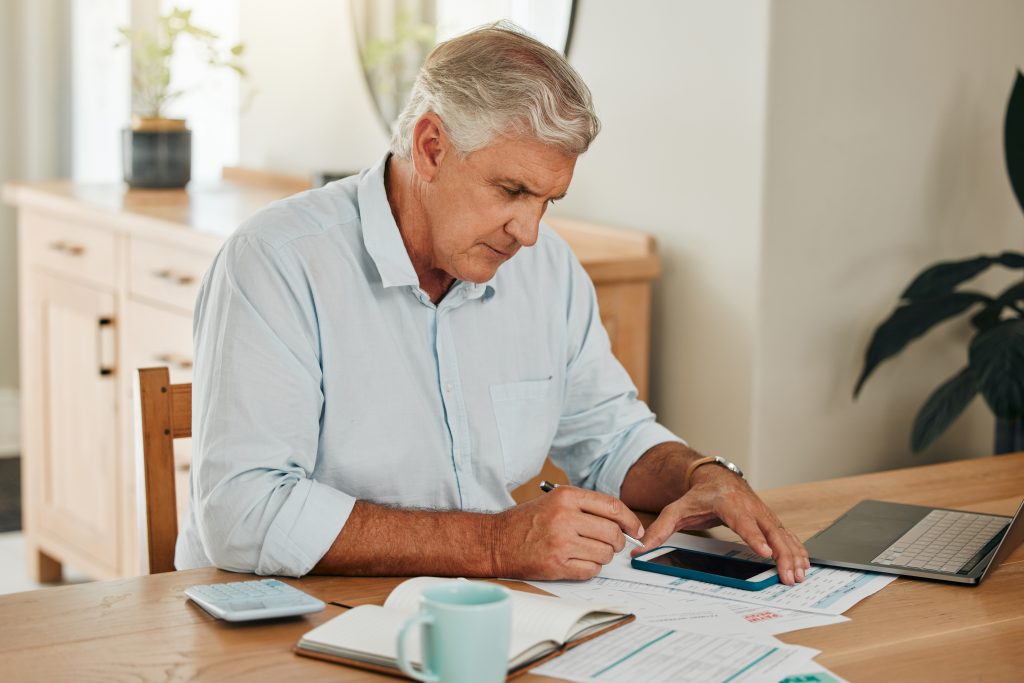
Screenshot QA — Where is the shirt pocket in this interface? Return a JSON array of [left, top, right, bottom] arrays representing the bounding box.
[[490, 377, 560, 488]]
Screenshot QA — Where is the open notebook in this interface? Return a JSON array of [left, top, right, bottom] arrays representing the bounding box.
[[294, 577, 634, 678]]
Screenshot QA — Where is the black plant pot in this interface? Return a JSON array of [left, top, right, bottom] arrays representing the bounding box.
[[995, 417, 1024, 454], [122, 120, 191, 189]]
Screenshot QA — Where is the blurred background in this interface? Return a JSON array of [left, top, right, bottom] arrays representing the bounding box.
[[0, 0, 1021, 592]]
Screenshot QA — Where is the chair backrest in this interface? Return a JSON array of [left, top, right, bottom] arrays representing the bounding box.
[[137, 367, 192, 574]]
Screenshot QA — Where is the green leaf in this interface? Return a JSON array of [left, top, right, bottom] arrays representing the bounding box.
[[911, 366, 978, 452], [854, 292, 991, 397], [971, 304, 1005, 331], [971, 280, 1024, 330], [999, 251, 1024, 269], [1005, 70, 1024, 215], [996, 280, 1024, 306], [969, 318, 1024, 419], [900, 256, 995, 300]]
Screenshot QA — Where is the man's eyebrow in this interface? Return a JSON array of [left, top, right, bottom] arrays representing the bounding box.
[[495, 177, 568, 200]]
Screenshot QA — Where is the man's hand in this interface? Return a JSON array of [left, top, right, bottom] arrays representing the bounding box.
[[490, 486, 645, 580], [632, 465, 810, 585]]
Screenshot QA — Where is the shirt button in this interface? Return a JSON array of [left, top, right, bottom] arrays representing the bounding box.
[[444, 383, 453, 393]]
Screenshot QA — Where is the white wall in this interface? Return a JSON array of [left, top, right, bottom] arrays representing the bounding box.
[[556, 2, 770, 475], [233, 0, 1023, 487], [753, 0, 1024, 486], [237, 0, 387, 175]]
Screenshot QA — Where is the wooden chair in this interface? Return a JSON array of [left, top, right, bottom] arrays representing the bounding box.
[[137, 367, 192, 574]]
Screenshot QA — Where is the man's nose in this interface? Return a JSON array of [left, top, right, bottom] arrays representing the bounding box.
[[506, 205, 543, 247]]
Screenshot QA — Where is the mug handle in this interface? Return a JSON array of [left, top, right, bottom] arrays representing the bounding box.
[[396, 613, 439, 683]]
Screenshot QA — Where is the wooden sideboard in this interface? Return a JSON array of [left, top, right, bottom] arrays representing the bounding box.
[[2, 176, 660, 581]]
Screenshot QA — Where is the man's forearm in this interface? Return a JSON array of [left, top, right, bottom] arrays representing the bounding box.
[[310, 500, 497, 576], [619, 441, 719, 511]]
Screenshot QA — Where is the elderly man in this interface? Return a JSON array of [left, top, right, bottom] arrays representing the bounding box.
[[176, 24, 810, 585]]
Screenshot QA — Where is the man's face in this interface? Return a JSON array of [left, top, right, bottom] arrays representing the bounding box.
[[421, 134, 577, 284]]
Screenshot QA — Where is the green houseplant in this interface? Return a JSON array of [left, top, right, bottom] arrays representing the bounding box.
[[854, 70, 1024, 454], [116, 6, 246, 188]]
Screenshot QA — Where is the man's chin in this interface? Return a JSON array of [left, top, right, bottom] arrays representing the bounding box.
[[461, 268, 499, 284], [456, 261, 502, 284]]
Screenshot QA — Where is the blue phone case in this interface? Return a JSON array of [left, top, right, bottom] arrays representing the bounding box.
[[631, 545, 779, 591]]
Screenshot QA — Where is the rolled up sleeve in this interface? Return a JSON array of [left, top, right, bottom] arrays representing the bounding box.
[[548, 251, 685, 497], [187, 228, 354, 576]]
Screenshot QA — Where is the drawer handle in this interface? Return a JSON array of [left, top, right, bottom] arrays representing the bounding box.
[[49, 241, 86, 256], [153, 269, 196, 287], [97, 317, 116, 377], [153, 353, 194, 371]]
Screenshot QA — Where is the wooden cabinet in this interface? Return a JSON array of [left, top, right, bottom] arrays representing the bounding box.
[[3, 178, 660, 579], [17, 213, 122, 579]]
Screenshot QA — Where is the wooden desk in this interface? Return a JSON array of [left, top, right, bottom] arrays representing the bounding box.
[[4, 454, 1022, 682]]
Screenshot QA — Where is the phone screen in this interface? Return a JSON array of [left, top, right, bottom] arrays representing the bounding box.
[[646, 549, 773, 580]]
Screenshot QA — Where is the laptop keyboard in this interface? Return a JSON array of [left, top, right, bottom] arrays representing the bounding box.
[[872, 509, 1008, 574]]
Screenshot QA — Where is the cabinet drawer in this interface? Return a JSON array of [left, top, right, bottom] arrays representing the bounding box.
[[22, 212, 117, 288], [129, 238, 210, 312], [126, 300, 194, 468]]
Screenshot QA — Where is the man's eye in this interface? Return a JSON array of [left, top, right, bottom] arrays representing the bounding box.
[[502, 187, 523, 198]]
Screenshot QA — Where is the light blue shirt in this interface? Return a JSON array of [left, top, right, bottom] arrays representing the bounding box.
[[175, 154, 683, 576]]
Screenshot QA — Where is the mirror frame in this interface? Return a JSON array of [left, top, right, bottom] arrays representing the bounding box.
[[349, 1, 579, 137]]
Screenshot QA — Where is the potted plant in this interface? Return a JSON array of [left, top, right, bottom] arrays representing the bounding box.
[[854, 70, 1024, 455], [116, 6, 246, 188]]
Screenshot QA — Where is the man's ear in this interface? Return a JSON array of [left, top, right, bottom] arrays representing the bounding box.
[[410, 112, 450, 183]]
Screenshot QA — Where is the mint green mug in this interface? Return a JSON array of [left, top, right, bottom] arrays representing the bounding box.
[[396, 581, 511, 683]]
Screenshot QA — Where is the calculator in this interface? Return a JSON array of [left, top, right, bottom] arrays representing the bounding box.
[[184, 579, 326, 622]]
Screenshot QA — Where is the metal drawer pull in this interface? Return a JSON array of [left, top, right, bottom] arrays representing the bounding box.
[[49, 241, 86, 256], [97, 317, 116, 377], [153, 353, 194, 370], [152, 269, 197, 286]]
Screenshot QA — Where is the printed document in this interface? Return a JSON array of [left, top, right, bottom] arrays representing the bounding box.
[[536, 576, 849, 637], [596, 532, 896, 615], [533, 621, 820, 683]]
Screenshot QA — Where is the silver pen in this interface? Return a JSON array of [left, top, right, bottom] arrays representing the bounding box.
[[538, 480, 645, 549]]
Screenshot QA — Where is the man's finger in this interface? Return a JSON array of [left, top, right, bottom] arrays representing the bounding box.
[[632, 499, 689, 555], [563, 559, 603, 581], [569, 536, 618, 567], [575, 514, 628, 553], [759, 521, 810, 584], [728, 516, 773, 559], [569, 487, 644, 537]]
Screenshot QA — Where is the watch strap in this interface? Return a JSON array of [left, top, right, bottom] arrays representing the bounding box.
[[683, 456, 717, 492]]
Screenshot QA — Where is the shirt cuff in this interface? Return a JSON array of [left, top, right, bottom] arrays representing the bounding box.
[[594, 422, 687, 498], [256, 479, 356, 577]]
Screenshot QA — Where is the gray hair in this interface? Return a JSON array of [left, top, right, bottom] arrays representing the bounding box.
[[390, 22, 600, 159]]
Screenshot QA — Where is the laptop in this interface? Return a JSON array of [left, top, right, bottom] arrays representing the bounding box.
[[803, 498, 1024, 584]]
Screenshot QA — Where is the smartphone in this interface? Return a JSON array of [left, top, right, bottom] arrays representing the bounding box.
[[631, 545, 779, 591]]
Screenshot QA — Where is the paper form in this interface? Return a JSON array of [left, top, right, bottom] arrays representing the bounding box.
[[532, 622, 819, 683], [531, 576, 848, 638], [597, 533, 896, 615], [534, 578, 758, 638]]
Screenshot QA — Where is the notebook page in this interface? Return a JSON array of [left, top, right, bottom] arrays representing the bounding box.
[[299, 605, 419, 666], [383, 576, 463, 613], [509, 590, 628, 645], [377, 577, 626, 663]]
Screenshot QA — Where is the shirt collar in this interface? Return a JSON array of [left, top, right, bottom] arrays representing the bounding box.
[[358, 154, 419, 289], [358, 153, 497, 299]]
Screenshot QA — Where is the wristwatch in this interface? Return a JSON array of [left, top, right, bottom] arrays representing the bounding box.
[[683, 455, 744, 492]]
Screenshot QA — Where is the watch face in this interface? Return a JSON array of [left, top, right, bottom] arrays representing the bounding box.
[[714, 456, 744, 478]]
